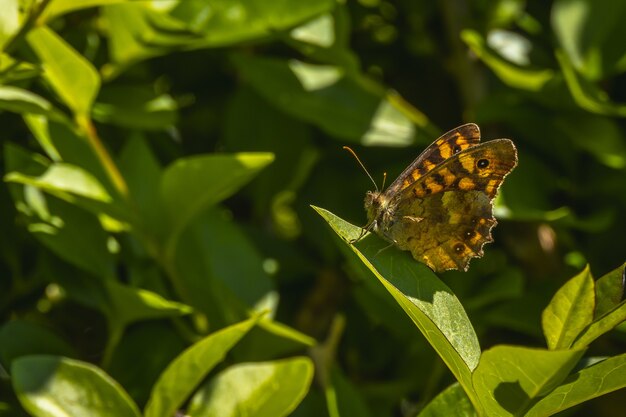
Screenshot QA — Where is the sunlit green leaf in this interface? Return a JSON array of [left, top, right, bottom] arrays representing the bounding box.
[[472, 345, 585, 416], [526, 352, 626, 416], [27, 26, 100, 116], [144, 316, 259, 417], [187, 358, 313, 417], [542, 265, 595, 349], [312, 206, 481, 412], [12, 355, 141, 417], [594, 262, 626, 318]]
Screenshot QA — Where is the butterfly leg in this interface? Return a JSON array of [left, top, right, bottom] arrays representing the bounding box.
[[374, 241, 396, 257], [349, 220, 376, 244]]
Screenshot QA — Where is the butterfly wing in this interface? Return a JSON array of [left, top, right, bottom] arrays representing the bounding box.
[[383, 139, 517, 271], [384, 123, 481, 196]]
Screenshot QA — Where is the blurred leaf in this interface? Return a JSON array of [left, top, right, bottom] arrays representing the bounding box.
[[6, 163, 111, 203], [557, 50, 626, 118], [5, 161, 130, 223], [103, 279, 192, 325], [232, 54, 427, 146], [0, 321, 76, 368], [330, 367, 373, 417], [417, 383, 476, 417], [12, 355, 141, 417], [285, 7, 360, 71], [472, 345, 585, 416], [108, 322, 186, 408], [290, 13, 335, 48], [169, 0, 335, 38], [27, 26, 100, 116], [464, 268, 524, 311], [41, 0, 128, 21], [553, 113, 626, 169], [103, 0, 335, 71], [0, 0, 20, 50], [0, 86, 67, 121], [552, 0, 626, 80], [92, 84, 178, 130], [161, 152, 274, 255], [23, 196, 115, 279], [223, 87, 317, 235], [542, 265, 595, 349], [313, 206, 481, 411], [462, 30, 554, 92], [177, 206, 274, 307], [526, 353, 626, 416], [22, 116, 115, 191], [595, 262, 626, 318], [118, 134, 164, 238], [144, 316, 259, 417], [187, 357, 314, 417]]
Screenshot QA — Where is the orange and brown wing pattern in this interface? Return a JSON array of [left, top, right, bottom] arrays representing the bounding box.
[[385, 123, 481, 195], [399, 139, 517, 200], [389, 191, 497, 271], [382, 139, 517, 272]]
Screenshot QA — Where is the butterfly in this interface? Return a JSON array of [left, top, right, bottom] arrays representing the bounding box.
[[356, 123, 517, 272]]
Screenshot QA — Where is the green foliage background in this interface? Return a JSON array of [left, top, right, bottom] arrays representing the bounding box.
[[1, 1, 625, 417]]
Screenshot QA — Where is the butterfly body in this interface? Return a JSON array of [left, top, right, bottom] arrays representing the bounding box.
[[362, 124, 517, 272]]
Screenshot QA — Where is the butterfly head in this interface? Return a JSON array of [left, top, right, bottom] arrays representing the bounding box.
[[364, 190, 388, 226]]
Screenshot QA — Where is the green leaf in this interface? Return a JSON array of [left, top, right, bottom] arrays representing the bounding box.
[[103, 0, 335, 71], [144, 316, 259, 417], [542, 265, 595, 349], [557, 49, 626, 118], [461, 30, 554, 92], [472, 345, 585, 416], [169, 0, 335, 40], [0, 320, 76, 368], [107, 323, 187, 408], [12, 355, 141, 417], [417, 383, 476, 417], [312, 206, 481, 411], [118, 134, 164, 236], [161, 152, 274, 254], [0, 0, 20, 50], [27, 26, 100, 116], [526, 352, 626, 416], [23, 196, 115, 279], [594, 262, 626, 318], [41, 0, 127, 21], [6, 163, 112, 203], [92, 84, 178, 130], [187, 357, 314, 417], [573, 300, 626, 348], [552, 0, 626, 80], [103, 279, 193, 325], [320, 367, 371, 417], [0, 86, 67, 121], [232, 54, 431, 146]]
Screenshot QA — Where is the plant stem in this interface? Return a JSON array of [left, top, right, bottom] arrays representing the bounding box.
[[77, 114, 130, 200]]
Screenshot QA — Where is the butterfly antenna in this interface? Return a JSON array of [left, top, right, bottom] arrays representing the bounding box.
[[381, 172, 387, 191], [343, 146, 378, 192]]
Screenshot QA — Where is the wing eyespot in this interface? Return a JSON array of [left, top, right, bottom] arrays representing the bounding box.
[[477, 158, 490, 168], [453, 145, 462, 154], [453, 243, 465, 254]]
